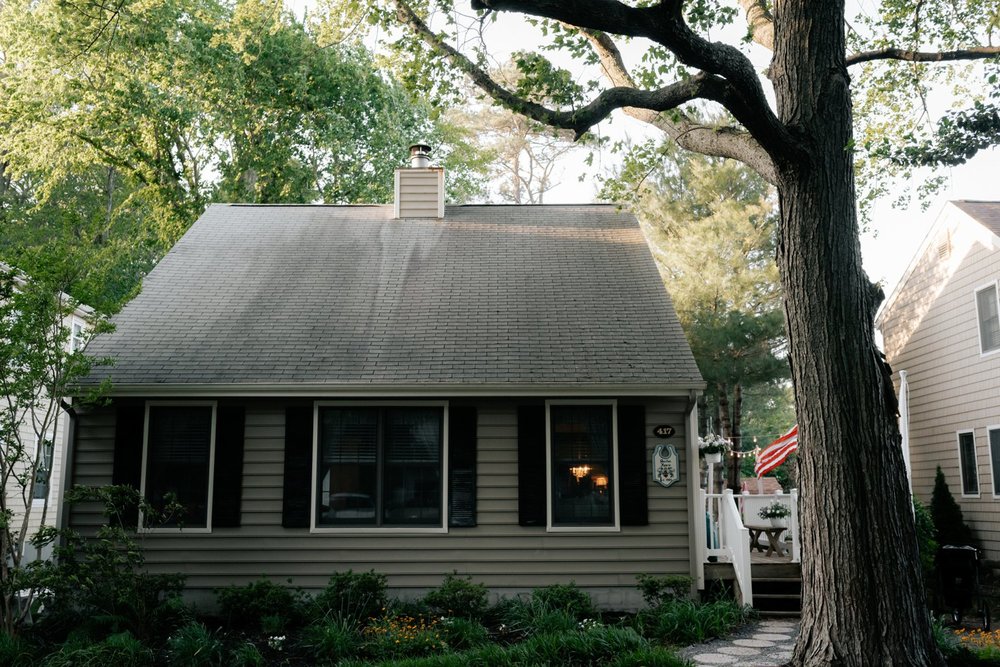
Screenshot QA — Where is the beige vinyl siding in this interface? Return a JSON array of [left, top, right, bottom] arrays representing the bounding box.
[[395, 169, 443, 218], [881, 209, 1000, 559], [69, 397, 691, 609]]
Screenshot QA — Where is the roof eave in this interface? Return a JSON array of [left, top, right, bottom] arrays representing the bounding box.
[[96, 381, 707, 398]]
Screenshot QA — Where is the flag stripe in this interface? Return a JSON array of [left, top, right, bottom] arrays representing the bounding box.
[[754, 425, 798, 477]]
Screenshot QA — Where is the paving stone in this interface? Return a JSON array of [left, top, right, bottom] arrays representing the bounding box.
[[733, 638, 777, 648], [755, 632, 793, 641], [692, 654, 739, 665], [717, 645, 761, 656]]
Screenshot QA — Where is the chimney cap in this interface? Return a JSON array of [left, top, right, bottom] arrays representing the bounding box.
[[409, 142, 433, 168]]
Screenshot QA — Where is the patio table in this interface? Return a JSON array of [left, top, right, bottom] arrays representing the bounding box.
[[746, 524, 787, 557]]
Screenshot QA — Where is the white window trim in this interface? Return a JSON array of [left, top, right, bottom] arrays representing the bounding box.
[[139, 400, 217, 533], [988, 424, 1000, 499], [956, 429, 981, 499], [69, 317, 86, 353], [974, 281, 1000, 357], [545, 399, 621, 533], [310, 400, 449, 535], [32, 432, 55, 506]]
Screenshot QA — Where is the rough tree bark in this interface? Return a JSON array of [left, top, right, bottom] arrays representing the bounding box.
[[772, 1, 939, 662]]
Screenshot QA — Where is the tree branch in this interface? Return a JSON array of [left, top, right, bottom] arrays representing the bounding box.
[[573, 26, 777, 183], [468, 0, 795, 158], [735, 0, 774, 51], [846, 45, 1000, 67]]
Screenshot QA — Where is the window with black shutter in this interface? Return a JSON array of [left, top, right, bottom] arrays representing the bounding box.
[[316, 405, 444, 528], [143, 404, 215, 529], [548, 403, 617, 529]]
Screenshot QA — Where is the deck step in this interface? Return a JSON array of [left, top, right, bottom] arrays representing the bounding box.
[[752, 569, 802, 615], [757, 609, 801, 618]]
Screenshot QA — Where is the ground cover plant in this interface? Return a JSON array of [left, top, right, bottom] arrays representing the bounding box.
[[1, 559, 766, 665]]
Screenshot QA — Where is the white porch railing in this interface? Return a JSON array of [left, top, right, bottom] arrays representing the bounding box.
[[699, 489, 753, 606], [739, 489, 800, 563]]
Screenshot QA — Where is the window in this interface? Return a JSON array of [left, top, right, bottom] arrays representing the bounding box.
[[976, 284, 1000, 354], [33, 436, 54, 501], [989, 427, 1000, 497], [70, 319, 85, 352], [315, 405, 444, 529], [142, 404, 216, 529], [547, 402, 619, 530], [957, 430, 980, 497]]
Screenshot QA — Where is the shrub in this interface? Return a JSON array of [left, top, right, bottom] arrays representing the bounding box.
[[228, 641, 266, 667], [166, 621, 225, 667], [314, 570, 387, 623], [531, 582, 595, 620], [216, 579, 306, 636], [931, 467, 976, 547], [299, 618, 362, 665], [41, 631, 154, 667], [438, 616, 489, 650], [423, 572, 490, 620], [635, 574, 692, 608], [363, 614, 446, 660], [914, 499, 939, 585], [636, 598, 753, 645]]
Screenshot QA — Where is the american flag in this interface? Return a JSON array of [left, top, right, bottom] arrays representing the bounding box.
[[754, 425, 798, 477]]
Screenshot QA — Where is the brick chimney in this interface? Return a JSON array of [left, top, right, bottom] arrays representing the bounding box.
[[394, 143, 444, 219]]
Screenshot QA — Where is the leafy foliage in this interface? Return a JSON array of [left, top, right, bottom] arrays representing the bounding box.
[[530, 583, 595, 620], [216, 578, 308, 637], [635, 574, 693, 608], [313, 570, 388, 623], [634, 597, 754, 645], [423, 572, 490, 620], [165, 622, 225, 667], [39, 631, 155, 667]]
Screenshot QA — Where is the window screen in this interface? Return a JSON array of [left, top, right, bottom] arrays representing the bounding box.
[[977, 285, 1000, 353], [146, 405, 213, 527], [958, 431, 980, 496], [550, 405, 614, 527]]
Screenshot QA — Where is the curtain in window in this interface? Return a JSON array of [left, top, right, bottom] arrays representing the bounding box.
[[383, 408, 441, 524], [318, 408, 377, 525], [550, 405, 613, 526]]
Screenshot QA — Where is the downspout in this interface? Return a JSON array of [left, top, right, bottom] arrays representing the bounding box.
[[898, 370, 913, 499], [684, 390, 704, 591]]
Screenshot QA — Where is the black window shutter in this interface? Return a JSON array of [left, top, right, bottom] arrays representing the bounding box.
[[618, 405, 649, 526], [112, 404, 146, 528], [517, 405, 547, 527], [212, 406, 245, 528], [448, 406, 477, 527], [282, 406, 314, 528]]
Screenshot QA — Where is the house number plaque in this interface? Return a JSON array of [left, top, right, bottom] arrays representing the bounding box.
[[652, 424, 675, 438], [653, 445, 680, 488]]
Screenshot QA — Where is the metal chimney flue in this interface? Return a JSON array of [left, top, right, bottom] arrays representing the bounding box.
[[409, 143, 432, 168]]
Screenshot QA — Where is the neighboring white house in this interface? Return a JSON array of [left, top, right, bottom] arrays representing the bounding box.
[[2, 266, 92, 561], [878, 200, 1000, 560]]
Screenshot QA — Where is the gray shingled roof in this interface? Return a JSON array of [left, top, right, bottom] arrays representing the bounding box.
[[954, 200, 1000, 238], [86, 204, 702, 392]]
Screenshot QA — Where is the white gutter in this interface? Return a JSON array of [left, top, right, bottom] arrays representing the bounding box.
[[899, 370, 913, 497]]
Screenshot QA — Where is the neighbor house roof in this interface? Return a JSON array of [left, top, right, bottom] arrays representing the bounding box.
[[86, 204, 702, 395], [952, 200, 1000, 238]]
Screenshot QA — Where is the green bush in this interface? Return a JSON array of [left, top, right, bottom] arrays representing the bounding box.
[[531, 583, 594, 620], [500, 597, 578, 638], [438, 616, 489, 650], [166, 621, 225, 666], [228, 641, 266, 667], [636, 597, 752, 645], [298, 618, 362, 665], [931, 466, 976, 547], [314, 570, 387, 623], [635, 574, 692, 607], [41, 631, 154, 667], [423, 572, 490, 620], [0, 632, 37, 667], [216, 579, 306, 636], [914, 499, 939, 586]]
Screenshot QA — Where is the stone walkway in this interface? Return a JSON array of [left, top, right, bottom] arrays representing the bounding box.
[[677, 618, 799, 666]]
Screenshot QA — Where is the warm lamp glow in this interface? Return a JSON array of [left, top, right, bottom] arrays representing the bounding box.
[[593, 475, 608, 488], [570, 465, 591, 479]]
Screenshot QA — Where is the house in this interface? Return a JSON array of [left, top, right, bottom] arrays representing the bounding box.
[[68, 146, 705, 608], [878, 200, 1000, 560], [0, 265, 91, 562]]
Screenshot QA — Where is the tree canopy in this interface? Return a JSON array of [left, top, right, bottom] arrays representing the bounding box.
[[0, 0, 488, 311]]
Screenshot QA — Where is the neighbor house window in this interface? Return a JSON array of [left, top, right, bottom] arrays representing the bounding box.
[[142, 404, 215, 529], [957, 430, 980, 497], [547, 402, 618, 530], [989, 427, 1000, 497], [316, 406, 443, 528], [70, 319, 85, 352], [33, 436, 54, 501], [976, 284, 1000, 354]]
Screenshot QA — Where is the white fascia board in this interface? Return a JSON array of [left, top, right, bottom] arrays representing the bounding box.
[[101, 381, 707, 398]]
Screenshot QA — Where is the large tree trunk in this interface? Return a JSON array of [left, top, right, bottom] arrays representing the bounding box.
[[773, 1, 942, 663]]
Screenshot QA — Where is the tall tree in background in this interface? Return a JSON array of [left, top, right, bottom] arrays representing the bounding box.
[[0, 0, 487, 311], [609, 140, 789, 490], [381, 0, 1000, 662]]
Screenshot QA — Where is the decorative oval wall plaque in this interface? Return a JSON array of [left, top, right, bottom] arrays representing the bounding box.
[[653, 445, 680, 488], [652, 424, 675, 438]]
